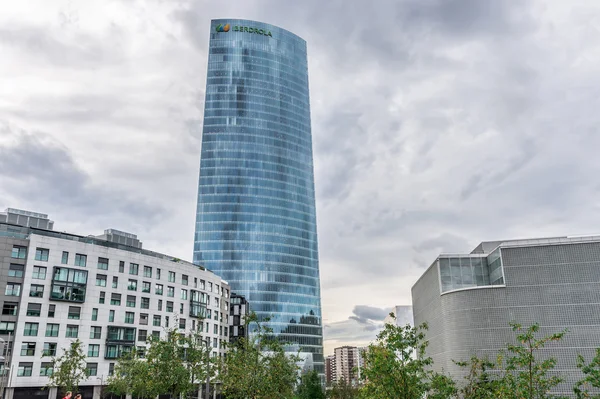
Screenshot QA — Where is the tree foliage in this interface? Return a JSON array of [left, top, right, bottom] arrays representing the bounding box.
[[106, 325, 214, 399], [358, 313, 452, 398], [499, 322, 567, 399], [220, 312, 299, 399], [46, 339, 88, 394], [296, 369, 325, 399], [454, 356, 499, 399], [574, 348, 600, 398], [327, 379, 359, 399]]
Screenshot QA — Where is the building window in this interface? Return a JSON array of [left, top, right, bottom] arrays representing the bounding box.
[[143, 266, 152, 278], [90, 326, 102, 339], [167, 286, 174, 297], [97, 257, 109, 270], [208, 282, 212, 292], [109, 310, 115, 322], [86, 362, 98, 376], [111, 293, 121, 306], [32, 266, 47, 279], [140, 313, 148, 325], [112, 276, 118, 289], [45, 323, 59, 337], [26, 303, 41, 317], [29, 284, 44, 298], [138, 329, 147, 342], [9, 264, 24, 278], [141, 297, 150, 309], [119, 261, 125, 273], [179, 303, 184, 315], [24, 322, 39, 336], [156, 268, 161, 280], [165, 316, 169, 328], [152, 331, 160, 340], [158, 300, 162, 311], [136, 346, 146, 358], [51, 267, 88, 302], [96, 274, 107, 287], [43, 342, 57, 357], [99, 291, 106, 304], [199, 280, 205, 290], [17, 363, 33, 377], [2, 302, 18, 316], [181, 274, 188, 286], [92, 308, 98, 321], [179, 318, 186, 329], [109, 363, 115, 376], [125, 312, 134, 324], [155, 284, 163, 295], [213, 311, 218, 321], [142, 281, 151, 293], [128, 279, 137, 291], [129, 263, 139, 275], [74, 254, 87, 267], [40, 362, 53, 376], [213, 338, 218, 348], [214, 324, 218, 334], [66, 325, 79, 338], [68, 306, 81, 320], [88, 344, 100, 357], [153, 315, 161, 327], [48, 304, 55, 318], [166, 301, 173, 313], [11, 246, 27, 259], [61, 251, 69, 264], [0, 322, 15, 335], [20, 342, 36, 356], [35, 248, 49, 261], [181, 289, 188, 300], [126, 296, 136, 308], [5, 283, 21, 296], [168, 271, 175, 283]]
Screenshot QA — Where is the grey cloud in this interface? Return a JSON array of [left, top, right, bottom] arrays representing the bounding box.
[[0, 122, 167, 226], [414, 233, 471, 254], [350, 305, 393, 325]]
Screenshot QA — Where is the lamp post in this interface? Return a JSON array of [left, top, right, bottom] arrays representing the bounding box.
[[96, 375, 103, 399], [201, 339, 210, 399]]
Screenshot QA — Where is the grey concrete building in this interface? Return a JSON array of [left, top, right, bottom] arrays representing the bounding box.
[[412, 235, 600, 397]]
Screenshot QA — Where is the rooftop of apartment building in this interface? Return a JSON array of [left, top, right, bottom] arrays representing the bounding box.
[[0, 207, 217, 276]]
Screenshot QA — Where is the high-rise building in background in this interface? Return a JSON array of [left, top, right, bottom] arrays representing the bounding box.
[[0, 209, 233, 399], [326, 346, 364, 386], [412, 235, 600, 397], [193, 19, 324, 373]]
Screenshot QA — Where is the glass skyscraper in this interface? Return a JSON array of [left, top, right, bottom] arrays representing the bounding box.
[[193, 19, 323, 373]]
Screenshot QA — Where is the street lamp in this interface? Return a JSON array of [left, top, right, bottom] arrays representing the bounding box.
[[96, 375, 103, 399], [200, 339, 211, 399]]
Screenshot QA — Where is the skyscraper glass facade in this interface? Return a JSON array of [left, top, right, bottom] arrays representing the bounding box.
[[194, 19, 323, 373]]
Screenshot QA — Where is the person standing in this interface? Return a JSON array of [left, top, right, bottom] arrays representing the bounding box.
[[61, 392, 72, 399]]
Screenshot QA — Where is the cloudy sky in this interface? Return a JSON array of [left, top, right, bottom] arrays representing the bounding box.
[[2, 0, 600, 354]]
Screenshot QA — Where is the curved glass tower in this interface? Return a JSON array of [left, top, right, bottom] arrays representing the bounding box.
[[193, 19, 323, 373]]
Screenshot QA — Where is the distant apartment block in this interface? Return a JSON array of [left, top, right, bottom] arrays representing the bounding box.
[[412, 235, 600, 397], [0, 209, 235, 399], [326, 346, 364, 386]]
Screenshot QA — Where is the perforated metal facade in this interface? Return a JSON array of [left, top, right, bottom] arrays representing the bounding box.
[[412, 237, 600, 397]]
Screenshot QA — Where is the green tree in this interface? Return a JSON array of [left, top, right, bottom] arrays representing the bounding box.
[[296, 369, 325, 399], [46, 339, 88, 394], [220, 312, 299, 399], [327, 379, 359, 399], [428, 373, 458, 399], [145, 329, 193, 398], [500, 322, 567, 399], [454, 356, 499, 399], [181, 328, 215, 398], [574, 348, 600, 398], [106, 350, 156, 399], [358, 314, 433, 399]]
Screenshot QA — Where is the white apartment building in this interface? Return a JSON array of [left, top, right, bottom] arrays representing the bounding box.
[[0, 209, 232, 399]]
